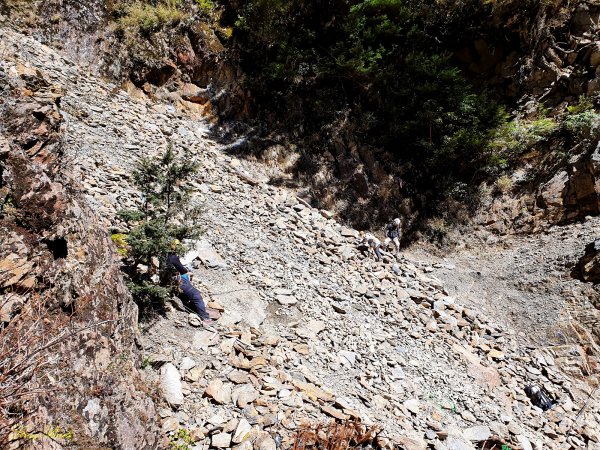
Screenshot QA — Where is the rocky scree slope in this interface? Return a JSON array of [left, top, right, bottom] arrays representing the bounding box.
[[4, 26, 600, 450], [0, 33, 160, 449], [427, 217, 600, 349], [0, 0, 249, 120], [3, 1, 600, 238]]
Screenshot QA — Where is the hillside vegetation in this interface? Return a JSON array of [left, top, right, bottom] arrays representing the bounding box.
[[227, 0, 600, 234], [2, 0, 598, 235]]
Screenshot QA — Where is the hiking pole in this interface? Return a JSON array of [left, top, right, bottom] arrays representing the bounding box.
[[575, 387, 597, 421], [207, 288, 252, 297]]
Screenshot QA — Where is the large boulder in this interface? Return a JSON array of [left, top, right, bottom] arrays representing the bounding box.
[[575, 239, 600, 283], [160, 363, 184, 407]]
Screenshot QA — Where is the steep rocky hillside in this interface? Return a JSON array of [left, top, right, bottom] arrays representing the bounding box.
[[2, 0, 599, 238], [0, 0, 249, 121], [2, 25, 599, 450], [0, 31, 160, 449]]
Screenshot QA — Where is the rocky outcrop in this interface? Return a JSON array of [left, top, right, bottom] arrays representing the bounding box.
[[0, 0, 250, 121], [479, 135, 600, 234], [536, 138, 600, 223], [458, 1, 600, 104], [0, 36, 161, 449], [575, 239, 600, 283]]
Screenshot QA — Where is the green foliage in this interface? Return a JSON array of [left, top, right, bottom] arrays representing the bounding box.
[[566, 95, 594, 115], [125, 219, 201, 272], [495, 174, 513, 195], [564, 110, 600, 136], [119, 144, 202, 314], [195, 0, 214, 14], [111, 233, 129, 257], [484, 114, 559, 176], [169, 428, 195, 450], [126, 280, 171, 310], [117, 0, 187, 33], [15, 425, 73, 443], [489, 117, 558, 153], [134, 143, 199, 223], [233, 0, 505, 210], [117, 209, 145, 222]]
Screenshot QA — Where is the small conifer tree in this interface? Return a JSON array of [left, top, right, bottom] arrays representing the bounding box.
[[117, 144, 202, 315]]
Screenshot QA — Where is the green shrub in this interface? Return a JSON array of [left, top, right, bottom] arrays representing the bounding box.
[[118, 2, 160, 31], [156, 3, 186, 24], [118, 144, 203, 315], [169, 428, 194, 450], [489, 117, 558, 152], [564, 110, 600, 136], [111, 233, 129, 257], [126, 281, 171, 312], [495, 175, 513, 195], [117, 209, 145, 222], [195, 0, 214, 14], [566, 94, 594, 115], [117, 0, 186, 32]]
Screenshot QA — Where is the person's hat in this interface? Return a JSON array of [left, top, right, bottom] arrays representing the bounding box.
[[171, 239, 181, 250], [394, 218, 401, 225]]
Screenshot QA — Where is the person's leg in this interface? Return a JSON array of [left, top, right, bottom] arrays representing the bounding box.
[[383, 237, 391, 251], [393, 237, 400, 254], [374, 245, 383, 261], [180, 282, 209, 319]]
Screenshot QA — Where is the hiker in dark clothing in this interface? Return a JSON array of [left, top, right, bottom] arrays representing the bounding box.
[[357, 232, 384, 261], [383, 218, 402, 255], [167, 251, 189, 278], [178, 276, 210, 321], [166, 241, 212, 323]]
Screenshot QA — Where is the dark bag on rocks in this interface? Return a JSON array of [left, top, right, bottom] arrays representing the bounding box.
[[525, 384, 554, 411]]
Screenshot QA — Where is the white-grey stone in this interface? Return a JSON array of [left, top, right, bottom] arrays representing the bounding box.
[[463, 425, 491, 442], [232, 418, 252, 444], [179, 356, 196, 372], [160, 363, 184, 407]]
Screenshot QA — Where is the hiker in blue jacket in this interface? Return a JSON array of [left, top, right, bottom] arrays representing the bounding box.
[[166, 240, 212, 324]]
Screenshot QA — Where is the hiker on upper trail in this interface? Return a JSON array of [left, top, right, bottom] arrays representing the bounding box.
[[383, 218, 402, 255], [357, 232, 384, 261], [166, 240, 217, 324]]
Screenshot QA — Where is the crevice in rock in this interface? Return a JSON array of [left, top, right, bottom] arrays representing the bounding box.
[[44, 236, 68, 259], [21, 138, 38, 151]]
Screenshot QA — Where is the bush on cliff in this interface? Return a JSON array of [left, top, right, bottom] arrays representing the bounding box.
[[118, 144, 202, 315], [115, 0, 187, 33], [231, 0, 505, 228]]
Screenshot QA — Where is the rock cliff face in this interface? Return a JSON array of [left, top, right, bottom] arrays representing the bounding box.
[[457, 1, 600, 103], [0, 0, 250, 121], [0, 36, 161, 449], [480, 137, 600, 234]]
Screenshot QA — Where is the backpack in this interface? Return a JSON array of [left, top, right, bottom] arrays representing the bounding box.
[[525, 384, 554, 411]]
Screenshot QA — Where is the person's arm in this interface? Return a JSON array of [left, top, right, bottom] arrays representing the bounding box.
[[167, 253, 189, 275]]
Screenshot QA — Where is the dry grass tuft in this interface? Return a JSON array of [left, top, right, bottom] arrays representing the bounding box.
[[292, 420, 380, 450]]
